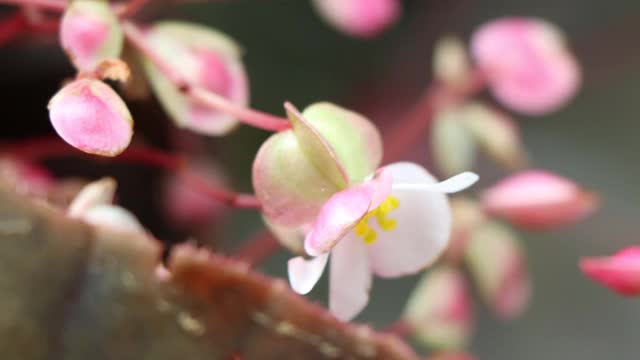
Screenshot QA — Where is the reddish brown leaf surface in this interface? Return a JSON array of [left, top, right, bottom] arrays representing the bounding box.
[[0, 184, 420, 359]]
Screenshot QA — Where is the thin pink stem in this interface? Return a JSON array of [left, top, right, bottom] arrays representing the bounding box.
[[234, 229, 280, 267], [122, 21, 291, 132], [382, 70, 487, 164], [0, 0, 66, 12], [0, 12, 27, 47], [1, 137, 261, 210]]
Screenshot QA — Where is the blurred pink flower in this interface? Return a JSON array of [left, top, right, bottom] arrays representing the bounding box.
[[48, 79, 133, 157], [580, 247, 640, 296], [481, 170, 597, 230], [312, 0, 401, 38], [471, 17, 580, 115]]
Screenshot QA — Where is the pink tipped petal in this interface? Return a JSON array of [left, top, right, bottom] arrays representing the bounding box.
[[471, 17, 580, 115], [404, 266, 474, 349], [142, 21, 248, 135], [60, 0, 123, 73], [580, 247, 640, 296], [302, 102, 384, 183], [367, 162, 452, 278], [466, 221, 531, 320], [482, 170, 597, 230], [253, 103, 351, 227], [329, 233, 372, 321], [304, 169, 392, 257], [68, 177, 117, 218], [312, 0, 401, 38], [48, 79, 133, 157], [287, 253, 329, 295]]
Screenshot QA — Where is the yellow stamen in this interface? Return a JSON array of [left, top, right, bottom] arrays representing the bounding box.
[[355, 195, 400, 244]]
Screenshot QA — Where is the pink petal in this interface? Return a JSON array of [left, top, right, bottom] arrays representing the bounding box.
[[580, 247, 640, 296], [304, 169, 392, 257], [471, 17, 580, 115], [329, 233, 372, 321], [367, 162, 452, 278], [287, 253, 329, 295], [481, 170, 597, 230], [48, 79, 133, 156], [312, 0, 401, 38], [0, 157, 54, 198]]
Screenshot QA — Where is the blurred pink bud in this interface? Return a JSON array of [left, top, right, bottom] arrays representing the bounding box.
[[482, 170, 597, 230], [466, 221, 530, 320], [580, 247, 640, 296], [404, 266, 474, 349], [442, 197, 485, 263], [60, 0, 123, 73], [142, 21, 248, 135], [0, 157, 54, 198], [48, 78, 133, 156], [163, 160, 228, 228], [471, 17, 580, 115], [312, 0, 401, 38]]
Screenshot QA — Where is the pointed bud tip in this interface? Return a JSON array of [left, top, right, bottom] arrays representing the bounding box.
[[580, 247, 640, 296]]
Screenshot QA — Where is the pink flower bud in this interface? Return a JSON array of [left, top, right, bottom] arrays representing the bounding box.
[[481, 170, 597, 230], [404, 266, 474, 349], [471, 17, 580, 115], [465, 221, 530, 320], [48, 79, 133, 156], [311, 0, 401, 38], [60, 0, 123, 73], [142, 21, 248, 135], [580, 247, 640, 296], [163, 160, 228, 228]]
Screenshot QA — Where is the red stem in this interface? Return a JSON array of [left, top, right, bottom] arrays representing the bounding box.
[[234, 229, 280, 267], [0, 0, 66, 12], [382, 70, 487, 164], [122, 21, 291, 132], [0, 12, 26, 47], [1, 137, 261, 210]]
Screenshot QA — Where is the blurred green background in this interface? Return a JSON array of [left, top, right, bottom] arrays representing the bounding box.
[[2, 0, 640, 359]]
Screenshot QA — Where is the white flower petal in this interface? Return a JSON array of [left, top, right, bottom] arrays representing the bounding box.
[[329, 232, 372, 321], [287, 253, 329, 295], [392, 171, 479, 193], [367, 162, 452, 278]]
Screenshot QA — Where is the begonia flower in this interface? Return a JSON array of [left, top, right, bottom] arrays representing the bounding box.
[[465, 221, 530, 320], [140, 21, 248, 135], [311, 0, 401, 38], [481, 170, 597, 230], [253, 102, 478, 320], [60, 0, 123, 73], [580, 247, 640, 296], [404, 266, 474, 349], [471, 17, 580, 115], [48, 78, 133, 156]]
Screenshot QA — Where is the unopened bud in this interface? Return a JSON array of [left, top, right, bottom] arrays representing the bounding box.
[[311, 0, 401, 38], [580, 247, 640, 296], [481, 170, 597, 230], [433, 35, 471, 89], [404, 266, 474, 349], [48, 79, 133, 156]]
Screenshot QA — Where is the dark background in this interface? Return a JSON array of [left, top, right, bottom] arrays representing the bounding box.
[[2, 1, 640, 359]]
